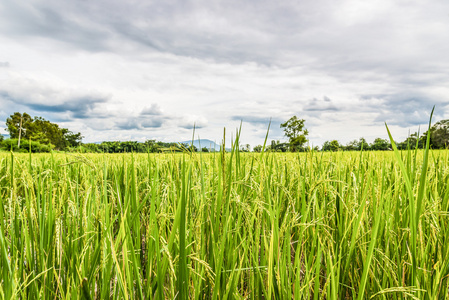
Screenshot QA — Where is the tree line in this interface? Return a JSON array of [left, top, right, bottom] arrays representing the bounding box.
[[0, 112, 208, 153], [252, 116, 449, 152], [1, 112, 82, 152], [80, 140, 204, 153], [2, 113, 449, 153]]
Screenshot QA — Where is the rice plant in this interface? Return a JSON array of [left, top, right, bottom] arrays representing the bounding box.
[[1, 130, 449, 298]]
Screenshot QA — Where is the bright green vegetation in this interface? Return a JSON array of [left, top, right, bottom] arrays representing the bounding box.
[[1, 146, 449, 299], [5, 112, 82, 151]]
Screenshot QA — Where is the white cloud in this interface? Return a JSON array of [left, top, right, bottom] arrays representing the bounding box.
[[178, 115, 208, 129], [141, 104, 163, 116], [0, 0, 448, 146]]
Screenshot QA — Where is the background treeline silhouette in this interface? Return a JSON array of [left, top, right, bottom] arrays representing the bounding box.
[[2, 112, 449, 152]]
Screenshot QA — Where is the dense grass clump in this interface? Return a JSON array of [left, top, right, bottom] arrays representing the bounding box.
[[1, 146, 449, 299]]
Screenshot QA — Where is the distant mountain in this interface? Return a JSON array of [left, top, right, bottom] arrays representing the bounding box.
[[179, 139, 222, 151], [1, 134, 9, 139]]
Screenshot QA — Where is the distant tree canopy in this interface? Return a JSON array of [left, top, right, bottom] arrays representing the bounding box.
[[371, 138, 390, 151], [429, 119, 449, 149], [322, 140, 340, 151], [6, 112, 33, 139], [4, 113, 449, 153], [393, 120, 449, 150], [280, 116, 308, 152], [253, 145, 263, 152], [5, 112, 83, 150], [79, 140, 186, 153], [186, 144, 198, 152], [2, 139, 52, 153], [268, 140, 289, 152]]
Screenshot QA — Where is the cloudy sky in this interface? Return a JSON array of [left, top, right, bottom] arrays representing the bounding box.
[[1, 0, 448, 147]]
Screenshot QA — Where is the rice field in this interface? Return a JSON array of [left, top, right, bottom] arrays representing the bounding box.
[[1, 141, 449, 298]]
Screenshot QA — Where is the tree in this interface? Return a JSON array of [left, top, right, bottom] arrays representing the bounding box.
[[240, 144, 250, 152], [357, 137, 370, 151], [371, 138, 390, 151], [1, 139, 52, 152], [329, 140, 340, 151], [430, 119, 449, 148], [269, 140, 289, 152], [280, 116, 308, 152], [5, 112, 82, 150], [322, 140, 340, 151], [202, 147, 209, 152], [397, 132, 420, 150], [322, 141, 330, 151], [187, 145, 198, 152], [253, 145, 263, 152], [144, 140, 161, 152], [397, 120, 449, 150], [30, 116, 63, 147], [6, 112, 33, 140], [62, 130, 83, 148], [344, 139, 359, 151]]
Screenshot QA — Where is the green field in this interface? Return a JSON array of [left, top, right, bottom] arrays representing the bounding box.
[[1, 147, 449, 299]]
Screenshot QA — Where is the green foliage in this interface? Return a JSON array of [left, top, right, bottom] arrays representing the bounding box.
[[429, 119, 449, 148], [329, 140, 340, 151], [394, 120, 449, 150], [280, 116, 308, 152], [74, 143, 101, 153], [357, 137, 370, 150], [5, 112, 33, 139], [178, 143, 198, 152], [5, 112, 83, 150], [101, 141, 143, 153], [143, 139, 162, 152], [253, 145, 263, 152], [72, 140, 181, 153], [370, 137, 390, 150], [344, 139, 359, 151], [1, 144, 449, 298], [1, 138, 52, 152], [268, 140, 289, 152], [182, 144, 198, 152], [397, 132, 420, 150], [61, 128, 83, 148], [326, 138, 372, 151], [322, 140, 340, 151], [239, 144, 251, 152]]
